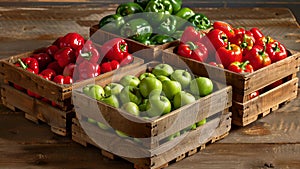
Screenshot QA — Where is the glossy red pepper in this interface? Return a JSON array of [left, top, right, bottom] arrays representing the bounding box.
[[230, 27, 255, 56], [31, 53, 53, 71], [63, 63, 76, 77], [53, 75, 73, 84], [52, 36, 63, 47], [120, 53, 134, 66], [76, 40, 100, 64], [40, 68, 57, 80], [250, 27, 264, 42], [47, 61, 64, 75], [59, 32, 85, 50], [100, 60, 120, 74], [227, 61, 254, 73], [203, 29, 228, 56], [77, 60, 100, 80], [266, 41, 287, 63], [54, 47, 76, 68], [177, 41, 208, 62], [18, 57, 39, 74], [101, 38, 128, 63], [249, 91, 260, 100], [255, 36, 274, 47], [215, 42, 243, 68], [180, 26, 204, 43], [177, 42, 192, 58], [243, 45, 271, 70], [229, 27, 246, 45], [213, 21, 235, 39], [46, 45, 59, 57]]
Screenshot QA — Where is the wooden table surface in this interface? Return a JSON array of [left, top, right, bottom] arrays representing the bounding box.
[[0, 4, 300, 169]]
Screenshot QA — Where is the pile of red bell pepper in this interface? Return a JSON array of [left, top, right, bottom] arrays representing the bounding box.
[[177, 21, 288, 73], [13, 32, 133, 103]]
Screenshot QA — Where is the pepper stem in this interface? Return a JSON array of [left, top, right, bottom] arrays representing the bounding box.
[[80, 52, 92, 60], [274, 42, 281, 52], [120, 44, 127, 52], [226, 42, 232, 50], [241, 60, 249, 68], [186, 41, 197, 51], [18, 59, 27, 69]]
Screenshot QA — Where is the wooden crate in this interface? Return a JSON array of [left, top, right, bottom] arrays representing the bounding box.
[[1, 84, 74, 136], [72, 109, 231, 169], [72, 62, 232, 142], [162, 47, 300, 126], [0, 48, 144, 135], [89, 25, 179, 62]]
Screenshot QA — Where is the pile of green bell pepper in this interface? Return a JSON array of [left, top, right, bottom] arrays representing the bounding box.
[[98, 0, 212, 45]]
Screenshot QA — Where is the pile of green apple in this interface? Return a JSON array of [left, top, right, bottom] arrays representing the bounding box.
[[82, 63, 214, 119]]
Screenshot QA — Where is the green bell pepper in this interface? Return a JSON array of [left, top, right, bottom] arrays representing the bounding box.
[[175, 7, 195, 20], [134, 0, 151, 9], [83, 84, 105, 101], [150, 34, 174, 45], [188, 13, 211, 30], [144, 0, 173, 24], [116, 2, 143, 17], [156, 14, 177, 35], [169, 0, 182, 14], [120, 18, 152, 43], [98, 14, 125, 34]]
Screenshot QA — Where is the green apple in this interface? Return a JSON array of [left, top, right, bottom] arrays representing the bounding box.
[[83, 84, 105, 100], [139, 72, 156, 81], [101, 94, 120, 108], [119, 86, 142, 105], [156, 75, 170, 82], [104, 82, 124, 96], [121, 102, 140, 116], [120, 75, 140, 87], [190, 77, 213, 97], [152, 63, 174, 77], [115, 130, 129, 138], [196, 118, 207, 127], [166, 131, 180, 141], [86, 117, 97, 124], [162, 80, 182, 100], [139, 77, 162, 98], [139, 99, 149, 112], [173, 91, 196, 109], [170, 69, 192, 89], [97, 121, 110, 130], [146, 94, 171, 117], [181, 123, 197, 134]]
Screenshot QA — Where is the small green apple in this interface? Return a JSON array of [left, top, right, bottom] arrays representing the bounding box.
[[152, 63, 174, 77], [156, 75, 170, 82], [104, 82, 124, 96], [139, 99, 149, 112], [121, 102, 140, 116], [170, 69, 192, 89], [196, 118, 207, 127], [119, 86, 142, 105], [120, 75, 140, 87], [139, 77, 162, 98], [86, 117, 97, 124], [166, 131, 180, 141], [173, 91, 196, 109], [83, 84, 105, 100], [97, 121, 110, 130], [100, 94, 120, 108], [162, 80, 182, 100], [139, 72, 156, 81], [146, 94, 171, 117], [190, 77, 213, 97]]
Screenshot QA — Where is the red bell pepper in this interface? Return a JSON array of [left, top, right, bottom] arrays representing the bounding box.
[[46, 45, 59, 57], [59, 32, 85, 50], [40, 68, 57, 80], [120, 53, 134, 66], [77, 60, 100, 80], [213, 21, 235, 39], [227, 61, 254, 73], [202, 29, 228, 57], [266, 41, 287, 63], [230, 27, 255, 56], [53, 75, 73, 84], [63, 63, 76, 77], [249, 91, 260, 100], [18, 57, 39, 74], [243, 45, 271, 70], [47, 61, 64, 75], [76, 40, 100, 64], [52, 36, 63, 47], [177, 41, 208, 62], [209, 62, 224, 68], [31, 53, 53, 71], [229, 27, 246, 45], [250, 27, 264, 42], [215, 42, 243, 68], [180, 26, 204, 43], [100, 60, 120, 73], [255, 36, 274, 47], [54, 47, 76, 68], [101, 38, 128, 63]]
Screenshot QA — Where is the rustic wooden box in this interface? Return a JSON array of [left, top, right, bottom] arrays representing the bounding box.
[[90, 25, 179, 62], [162, 47, 300, 126], [0, 48, 144, 136]]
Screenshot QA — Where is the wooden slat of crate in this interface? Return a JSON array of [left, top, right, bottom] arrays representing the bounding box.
[[89, 25, 179, 62], [72, 62, 232, 142], [232, 77, 298, 126], [72, 111, 231, 169], [1, 84, 74, 136], [162, 48, 300, 103]]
